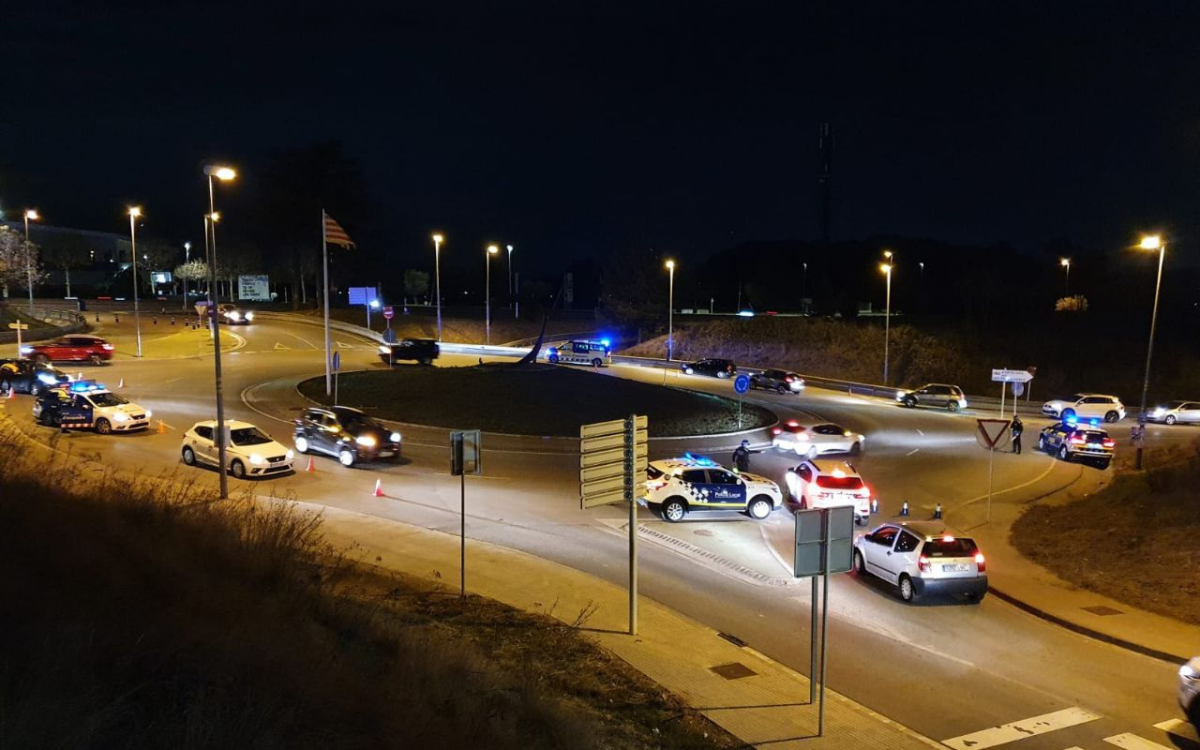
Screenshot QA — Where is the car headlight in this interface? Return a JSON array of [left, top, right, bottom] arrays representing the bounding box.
[[390, 432, 401, 442], [244, 311, 254, 321], [249, 454, 265, 465], [228, 312, 240, 320], [379, 345, 390, 354], [356, 435, 377, 447], [285, 449, 294, 461], [19, 346, 32, 354], [895, 391, 905, 400], [1154, 407, 1165, 416], [1181, 663, 1199, 680], [112, 412, 129, 422], [145, 409, 152, 418]]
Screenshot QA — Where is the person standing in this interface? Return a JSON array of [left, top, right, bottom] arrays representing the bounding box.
[[732, 439, 758, 473], [1011, 415, 1024, 454]]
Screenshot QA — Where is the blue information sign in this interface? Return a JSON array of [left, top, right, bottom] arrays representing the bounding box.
[[733, 374, 750, 394], [331, 351, 341, 372]]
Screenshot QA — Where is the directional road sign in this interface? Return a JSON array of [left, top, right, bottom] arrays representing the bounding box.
[[991, 368, 1033, 383], [6, 323, 28, 330], [331, 351, 341, 372], [580, 415, 648, 510]]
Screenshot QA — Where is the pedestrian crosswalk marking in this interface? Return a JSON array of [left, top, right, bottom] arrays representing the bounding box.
[[1152, 718, 1184, 733], [1104, 732, 1175, 750], [273, 342, 291, 350], [941, 707, 1101, 750]]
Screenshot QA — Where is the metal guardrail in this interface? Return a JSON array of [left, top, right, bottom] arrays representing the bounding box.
[[0, 305, 87, 344]]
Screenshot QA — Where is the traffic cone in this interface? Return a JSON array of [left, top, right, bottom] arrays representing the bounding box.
[[306, 456, 316, 473], [118, 378, 125, 389], [933, 503, 943, 520], [6, 388, 14, 400], [900, 501, 909, 516], [76, 372, 83, 381], [870, 498, 879, 514], [156, 420, 166, 435], [372, 479, 384, 497]]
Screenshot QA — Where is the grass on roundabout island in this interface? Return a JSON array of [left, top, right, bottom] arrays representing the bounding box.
[[299, 363, 776, 437]]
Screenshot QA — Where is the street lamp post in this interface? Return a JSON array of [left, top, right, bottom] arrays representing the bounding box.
[[23, 209, 39, 315], [1136, 235, 1166, 468], [665, 260, 676, 361], [127, 207, 144, 358], [182, 242, 192, 310], [1060, 257, 1071, 296], [507, 244, 515, 317], [433, 234, 444, 341], [485, 244, 499, 344], [203, 164, 237, 500], [881, 261, 893, 385]]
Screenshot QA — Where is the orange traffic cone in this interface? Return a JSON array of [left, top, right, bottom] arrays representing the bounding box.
[[372, 479, 384, 497], [306, 456, 316, 473], [156, 420, 166, 435]]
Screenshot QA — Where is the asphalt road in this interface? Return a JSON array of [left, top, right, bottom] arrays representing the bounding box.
[[9, 314, 1196, 750]]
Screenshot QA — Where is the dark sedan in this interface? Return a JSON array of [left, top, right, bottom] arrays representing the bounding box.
[[293, 406, 402, 467], [681, 358, 737, 379], [0, 359, 72, 395], [750, 368, 805, 394]]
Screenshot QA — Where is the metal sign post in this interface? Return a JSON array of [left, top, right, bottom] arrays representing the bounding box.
[[8, 321, 28, 358], [992, 368, 1034, 417], [331, 351, 341, 406], [450, 430, 482, 598], [976, 418, 1011, 523], [733, 374, 750, 428], [580, 415, 648, 635]]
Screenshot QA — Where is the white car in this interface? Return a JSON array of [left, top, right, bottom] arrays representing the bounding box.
[[784, 459, 872, 525], [181, 420, 294, 479], [1041, 393, 1125, 422], [1180, 656, 1200, 730], [640, 454, 782, 522], [1148, 400, 1200, 425], [853, 521, 988, 603], [32, 382, 151, 434], [771, 420, 864, 458]]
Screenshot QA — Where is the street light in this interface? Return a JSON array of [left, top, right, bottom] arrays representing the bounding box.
[[23, 209, 39, 315], [665, 259, 676, 361], [507, 244, 515, 317], [1136, 235, 1167, 447], [182, 241, 192, 310], [127, 207, 144, 358], [880, 261, 893, 385], [203, 164, 236, 500], [485, 244, 499, 344], [432, 234, 444, 341], [1060, 257, 1071, 296]]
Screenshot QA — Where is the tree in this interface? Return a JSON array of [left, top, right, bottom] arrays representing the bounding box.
[[0, 225, 44, 299], [39, 233, 91, 298], [137, 239, 183, 297], [403, 270, 429, 302]]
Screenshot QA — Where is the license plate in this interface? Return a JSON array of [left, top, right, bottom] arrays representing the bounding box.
[[942, 564, 968, 572], [378, 450, 395, 457]]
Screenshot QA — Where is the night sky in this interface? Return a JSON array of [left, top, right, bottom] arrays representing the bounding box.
[[5, 2, 1200, 272]]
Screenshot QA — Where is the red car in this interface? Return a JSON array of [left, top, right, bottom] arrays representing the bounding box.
[[23, 335, 115, 365]]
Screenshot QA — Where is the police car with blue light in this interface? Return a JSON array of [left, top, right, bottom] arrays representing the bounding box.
[[32, 380, 151, 434], [1038, 416, 1114, 468], [639, 453, 783, 522], [546, 339, 612, 368]]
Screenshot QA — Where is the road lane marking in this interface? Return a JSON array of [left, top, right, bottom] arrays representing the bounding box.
[[941, 707, 1101, 750], [916, 429, 924, 436], [1104, 733, 1175, 750], [906, 448, 920, 456], [336, 340, 353, 348], [958, 455, 1063, 509], [274, 342, 291, 350], [1152, 719, 1185, 733]]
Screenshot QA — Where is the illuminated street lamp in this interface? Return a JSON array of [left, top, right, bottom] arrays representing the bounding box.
[[127, 207, 145, 358], [1060, 257, 1071, 295], [202, 164, 236, 501], [1136, 235, 1167, 441], [433, 234, 444, 341], [23, 209, 39, 315], [507, 244, 515, 317], [880, 261, 893, 385], [665, 259, 676, 361], [486, 244, 499, 344], [182, 241, 192, 310]]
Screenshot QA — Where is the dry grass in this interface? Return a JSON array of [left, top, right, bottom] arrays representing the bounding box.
[[0, 427, 738, 750], [1012, 436, 1200, 625]]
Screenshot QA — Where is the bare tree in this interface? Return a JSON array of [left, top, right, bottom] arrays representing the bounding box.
[[0, 226, 44, 299]]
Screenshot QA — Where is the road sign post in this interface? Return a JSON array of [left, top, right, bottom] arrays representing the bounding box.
[[7, 321, 29, 358], [992, 368, 1034, 417], [580, 414, 648, 635], [976, 418, 1011, 523], [331, 351, 341, 405], [733, 374, 750, 427], [451, 429, 482, 598]]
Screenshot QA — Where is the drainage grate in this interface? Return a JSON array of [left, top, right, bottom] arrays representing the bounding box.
[[717, 631, 748, 647], [1082, 605, 1124, 617], [711, 662, 757, 680]]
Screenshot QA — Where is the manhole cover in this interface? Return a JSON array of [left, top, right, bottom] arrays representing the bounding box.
[[711, 662, 757, 680], [1081, 605, 1124, 617], [694, 529, 714, 537]]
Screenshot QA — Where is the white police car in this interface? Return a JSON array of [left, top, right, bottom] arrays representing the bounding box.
[[32, 380, 151, 434], [640, 454, 783, 523], [546, 338, 612, 367]]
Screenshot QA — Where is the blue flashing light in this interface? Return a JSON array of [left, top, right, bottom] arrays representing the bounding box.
[[1064, 415, 1078, 426], [69, 380, 105, 393], [600, 338, 611, 348], [682, 452, 718, 466], [1088, 418, 1100, 427]]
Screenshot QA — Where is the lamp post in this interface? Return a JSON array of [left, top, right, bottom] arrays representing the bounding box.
[[507, 244, 515, 316], [182, 241, 192, 309], [1060, 257, 1071, 296], [23, 209, 39, 315], [485, 244, 499, 344], [127, 207, 144, 358], [433, 234, 444, 341], [1137, 236, 1166, 458], [881, 261, 893, 385], [203, 164, 237, 500], [665, 259, 676, 361]]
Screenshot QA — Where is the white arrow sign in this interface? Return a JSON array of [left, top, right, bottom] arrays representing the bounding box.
[[992, 368, 1033, 383]]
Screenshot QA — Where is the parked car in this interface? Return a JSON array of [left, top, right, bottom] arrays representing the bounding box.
[[750, 368, 804, 394], [783, 459, 871, 525], [853, 521, 988, 603], [896, 383, 967, 412], [1180, 656, 1200, 731], [379, 338, 439, 365], [1147, 400, 1200, 425], [293, 406, 401, 467], [1037, 421, 1114, 468], [1041, 393, 1124, 422], [181, 420, 294, 479], [680, 358, 736, 379], [0, 359, 71, 395], [640, 454, 781, 522], [22, 335, 114, 365], [771, 420, 864, 458]]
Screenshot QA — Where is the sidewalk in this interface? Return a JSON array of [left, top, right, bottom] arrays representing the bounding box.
[[303, 502, 942, 750], [946, 467, 1199, 664]]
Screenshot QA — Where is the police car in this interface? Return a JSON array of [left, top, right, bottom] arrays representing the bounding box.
[[640, 454, 783, 523], [1038, 418, 1115, 468], [546, 339, 612, 368], [32, 380, 152, 434]]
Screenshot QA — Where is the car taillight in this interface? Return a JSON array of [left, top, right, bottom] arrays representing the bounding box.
[[646, 479, 668, 491], [785, 375, 794, 382], [1069, 437, 1086, 445], [772, 427, 782, 435], [1102, 438, 1115, 448], [918, 556, 931, 573], [101, 344, 114, 351], [974, 552, 986, 572]]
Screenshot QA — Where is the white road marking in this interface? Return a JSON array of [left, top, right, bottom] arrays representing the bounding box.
[[959, 455, 1062, 509], [274, 342, 291, 350], [916, 428, 924, 436], [941, 707, 1101, 750], [336, 340, 353, 348], [1152, 718, 1185, 732], [1104, 733, 1175, 750], [906, 448, 920, 456]]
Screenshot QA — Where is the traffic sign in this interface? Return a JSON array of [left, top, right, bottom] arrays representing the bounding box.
[[991, 368, 1033, 383], [733, 374, 750, 394], [382, 305, 394, 320], [976, 418, 1011, 450], [794, 506, 854, 578], [331, 351, 341, 372], [6, 323, 28, 330], [579, 414, 648, 510], [1011, 381, 1025, 397], [581, 415, 647, 439]]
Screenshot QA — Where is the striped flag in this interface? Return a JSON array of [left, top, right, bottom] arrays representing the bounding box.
[[323, 212, 355, 249]]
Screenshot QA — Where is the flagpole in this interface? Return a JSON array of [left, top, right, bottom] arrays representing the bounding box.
[[323, 209, 332, 397]]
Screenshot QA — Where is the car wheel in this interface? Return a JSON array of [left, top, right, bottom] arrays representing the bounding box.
[[1058, 445, 1070, 461], [1104, 410, 1119, 423], [87, 354, 102, 366], [747, 495, 773, 520], [849, 441, 862, 455], [294, 436, 309, 454], [662, 497, 687, 523], [899, 575, 918, 603], [1038, 435, 1047, 451], [717, 371, 729, 379], [28, 383, 40, 396], [94, 418, 111, 435], [182, 446, 196, 466], [422, 358, 432, 366], [683, 367, 693, 375], [0, 379, 8, 393], [853, 550, 868, 576], [904, 396, 917, 408], [1097, 459, 1112, 470], [964, 590, 987, 604], [1062, 408, 1076, 420], [591, 358, 603, 368], [339, 449, 356, 468], [947, 400, 960, 412], [230, 460, 246, 479], [1165, 414, 1177, 425], [776, 384, 787, 394]]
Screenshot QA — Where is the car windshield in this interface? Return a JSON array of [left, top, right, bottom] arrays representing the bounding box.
[[816, 475, 864, 490], [1164, 400, 1186, 409], [88, 393, 128, 407], [340, 413, 378, 430], [230, 427, 273, 446], [923, 538, 979, 558]]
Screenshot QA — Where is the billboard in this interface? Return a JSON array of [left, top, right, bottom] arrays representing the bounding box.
[[238, 275, 271, 301]]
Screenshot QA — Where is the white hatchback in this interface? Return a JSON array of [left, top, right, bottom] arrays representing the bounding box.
[[181, 420, 294, 479]]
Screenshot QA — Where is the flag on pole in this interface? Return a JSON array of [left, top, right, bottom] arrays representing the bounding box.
[[323, 213, 355, 249]]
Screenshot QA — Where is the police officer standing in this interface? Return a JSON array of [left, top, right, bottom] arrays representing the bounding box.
[[732, 439, 758, 473], [1011, 415, 1024, 454]]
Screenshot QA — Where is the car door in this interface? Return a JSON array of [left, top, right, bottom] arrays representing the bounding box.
[[861, 526, 899, 578], [192, 425, 215, 464], [705, 469, 748, 508], [812, 424, 846, 453], [888, 530, 922, 583], [297, 409, 321, 448], [678, 469, 711, 510], [314, 413, 343, 454], [792, 464, 813, 500], [1185, 403, 1200, 423]]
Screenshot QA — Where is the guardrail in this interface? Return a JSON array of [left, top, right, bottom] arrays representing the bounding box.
[[0, 305, 87, 344]]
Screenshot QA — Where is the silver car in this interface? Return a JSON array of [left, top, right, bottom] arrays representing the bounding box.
[[852, 521, 988, 603], [896, 383, 968, 412], [1181, 656, 1200, 730], [1149, 400, 1200, 425], [771, 420, 864, 458]]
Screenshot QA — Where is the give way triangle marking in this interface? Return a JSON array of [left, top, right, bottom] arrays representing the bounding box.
[[976, 418, 1011, 449], [273, 342, 291, 350], [336, 340, 353, 349]]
